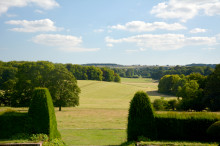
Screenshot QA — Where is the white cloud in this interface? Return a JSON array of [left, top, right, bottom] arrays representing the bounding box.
[[105, 34, 216, 51], [0, 0, 59, 16], [110, 21, 186, 32], [190, 28, 207, 33], [151, 0, 220, 22], [32, 34, 100, 52], [5, 19, 62, 32]]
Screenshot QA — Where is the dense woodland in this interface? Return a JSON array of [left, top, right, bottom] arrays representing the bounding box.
[[158, 64, 220, 111], [112, 65, 214, 79]]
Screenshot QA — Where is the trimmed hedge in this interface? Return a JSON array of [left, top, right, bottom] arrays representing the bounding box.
[[207, 120, 220, 141], [0, 110, 28, 139], [155, 113, 220, 142], [28, 88, 60, 139], [127, 91, 156, 141]]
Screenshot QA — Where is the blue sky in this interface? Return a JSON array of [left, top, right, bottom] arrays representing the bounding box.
[[0, 0, 220, 65]]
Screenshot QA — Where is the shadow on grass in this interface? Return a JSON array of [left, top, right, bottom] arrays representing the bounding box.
[[147, 91, 176, 98]]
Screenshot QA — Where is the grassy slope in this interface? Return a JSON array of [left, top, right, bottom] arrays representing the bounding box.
[[57, 78, 178, 145]]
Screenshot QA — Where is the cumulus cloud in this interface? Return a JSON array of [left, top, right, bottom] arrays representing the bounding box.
[[110, 21, 186, 32], [32, 34, 100, 52], [105, 34, 216, 51], [0, 0, 59, 16], [5, 19, 62, 32], [190, 28, 207, 33], [151, 0, 220, 22]]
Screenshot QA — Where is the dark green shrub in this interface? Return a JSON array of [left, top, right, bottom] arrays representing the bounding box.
[[153, 98, 168, 111], [0, 110, 28, 139], [28, 88, 60, 139], [127, 91, 156, 141], [155, 113, 220, 142], [207, 121, 220, 141]]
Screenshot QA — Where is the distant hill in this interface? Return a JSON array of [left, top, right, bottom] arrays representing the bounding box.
[[82, 63, 218, 69], [82, 63, 124, 67], [186, 63, 216, 68]]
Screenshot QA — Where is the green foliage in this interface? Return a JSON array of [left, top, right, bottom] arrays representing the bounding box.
[[207, 121, 220, 141], [155, 113, 220, 142], [101, 67, 115, 82], [158, 75, 181, 94], [205, 64, 220, 111], [29, 133, 49, 142], [0, 110, 28, 139], [11, 61, 80, 110], [49, 65, 80, 111], [43, 138, 66, 146], [153, 98, 168, 111], [168, 99, 178, 110], [114, 73, 121, 82], [127, 91, 156, 141], [153, 98, 178, 111], [28, 88, 60, 139], [0, 66, 17, 106]]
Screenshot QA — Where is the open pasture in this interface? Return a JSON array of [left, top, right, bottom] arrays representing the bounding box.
[[57, 78, 177, 145]]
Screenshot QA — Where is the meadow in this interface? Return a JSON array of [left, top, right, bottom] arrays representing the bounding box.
[[56, 78, 175, 145], [0, 78, 219, 145]]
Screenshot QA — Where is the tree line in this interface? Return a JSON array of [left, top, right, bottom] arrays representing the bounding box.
[[0, 61, 120, 109], [158, 64, 220, 111], [113, 65, 214, 80]]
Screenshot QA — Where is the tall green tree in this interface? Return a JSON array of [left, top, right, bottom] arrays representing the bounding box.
[[101, 67, 115, 82], [158, 75, 181, 94], [205, 64, 220, 111], [49, 65, 80, 111], [12, 61, 80, 110], [0, 66, 18, 106]]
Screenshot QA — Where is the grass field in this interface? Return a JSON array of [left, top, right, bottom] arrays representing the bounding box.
[[56, 78, 176, 145], [1, 78, 218, 145]]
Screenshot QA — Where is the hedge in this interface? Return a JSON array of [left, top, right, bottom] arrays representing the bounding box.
[[207, 120, 220, 141], [0, 110, 28, 139], [28, 88, 60, 139], [155, 113, 220, 142]]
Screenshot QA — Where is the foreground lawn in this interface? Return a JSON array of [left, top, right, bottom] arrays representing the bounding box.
[[60, 129, 126, 145]]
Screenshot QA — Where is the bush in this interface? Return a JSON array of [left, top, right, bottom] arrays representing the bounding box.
[[155, 113, 220, 142], [207, 121, 220, 141], [28, 88, 61, 139], [153, 98, 168, 111], [127, 91, 156, 141], [0, 110, 28, 139]]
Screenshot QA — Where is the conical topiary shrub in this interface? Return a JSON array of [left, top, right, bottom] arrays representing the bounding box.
[[127, 91, 156, 141], [28, 88, 60, 139]]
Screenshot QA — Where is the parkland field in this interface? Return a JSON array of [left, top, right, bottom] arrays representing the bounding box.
[[56, 78, 176, 145]]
